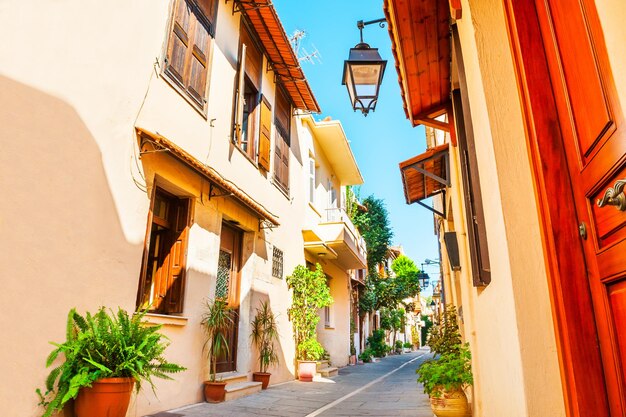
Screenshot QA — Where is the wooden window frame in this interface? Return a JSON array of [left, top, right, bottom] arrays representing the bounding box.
[[233, 22, 263, 163], [451, 25, 491, 286], [309, 157, 316, 204], [137, 187, 192, 314]]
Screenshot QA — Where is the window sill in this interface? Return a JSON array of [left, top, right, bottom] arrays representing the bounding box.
[[232, 142, 259, 168], [141, 313, 189, 327], [272, 179, 290, 200], [324, 325, 335, 330], [160, 71, 208, 120], [308, 202, 322, 218]]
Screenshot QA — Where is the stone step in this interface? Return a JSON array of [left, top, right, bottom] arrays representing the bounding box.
[[224, 381, 262, 401], [316, 366, 338, 377], [316, 360, 330, 371], [216, 371, 248, 386]]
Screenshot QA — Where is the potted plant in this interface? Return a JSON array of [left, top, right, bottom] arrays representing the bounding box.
[[395, 340, 404, 354], [201, 298, 233, 403], [403, 341, 413, 353], [417, 344, 473, 417], [417, 304, 472, 417], [286, 264, 332, 382], [36, 307, 186, 417], [250, 301, 279, 389]]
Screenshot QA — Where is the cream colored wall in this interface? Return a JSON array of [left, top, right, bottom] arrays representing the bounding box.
[[0, 1, 312, 416], [439, 0, 567, 416]]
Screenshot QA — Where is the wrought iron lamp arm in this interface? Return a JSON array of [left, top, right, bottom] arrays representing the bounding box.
[[356, 18, 387, 44]]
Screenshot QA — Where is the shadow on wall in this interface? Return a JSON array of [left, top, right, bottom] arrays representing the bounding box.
[[0, 75, 143, 416], [247, 289, 294, 381]]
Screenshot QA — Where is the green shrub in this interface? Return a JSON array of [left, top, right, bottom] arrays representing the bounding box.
[[358, 349, 373, 363], [37, 308, 185, 417], [403, 342, 412, 348], [427, 304, 461, 356], [366, 329, 387, 357], [297, 338, 325, 361], [395, 340, 403, 349], [416, 344, 473, 397]]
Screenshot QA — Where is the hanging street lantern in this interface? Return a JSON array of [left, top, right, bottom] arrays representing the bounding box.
[[342, 19, 388, 116]]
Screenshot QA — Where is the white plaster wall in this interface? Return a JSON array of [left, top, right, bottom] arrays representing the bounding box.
[[447, 0, 568, 415], [0, 1, 314, 415]]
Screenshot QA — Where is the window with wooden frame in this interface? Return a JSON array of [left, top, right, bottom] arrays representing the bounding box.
[[137, 188, 192, 314], [452, 25, 491, 286], [309, 157, 316, 204], [163, 0, 217, 111], [273, 86, 291, 192], [233, 24, 263, 161]]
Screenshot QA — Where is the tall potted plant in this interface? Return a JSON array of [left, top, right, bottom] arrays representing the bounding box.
[[37, 307, 186, 417], [286, 264, 332, 382], [417, 304, 472, 417], [250, 301, 279, 389], [201, 298, 233, 403]]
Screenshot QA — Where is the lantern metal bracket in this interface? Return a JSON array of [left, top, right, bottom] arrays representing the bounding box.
[[356, 18, 387, 44]]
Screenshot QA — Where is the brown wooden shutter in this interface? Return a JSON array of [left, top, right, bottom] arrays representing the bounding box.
[[280, 134, 290, 189], [165, 0, 191, 85], [258, 96, 272, 171], [164, 198, 191, 313], [187, 18, 209, 106], [233, 44, 246, 143], [240, 25, 262, 89], [452, 25, 491, 286]]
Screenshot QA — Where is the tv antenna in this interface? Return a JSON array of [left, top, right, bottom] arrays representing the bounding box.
[[289, 30, 322, 65]]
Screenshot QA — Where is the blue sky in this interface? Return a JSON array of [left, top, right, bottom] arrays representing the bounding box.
[[273, 0, 441, 282]]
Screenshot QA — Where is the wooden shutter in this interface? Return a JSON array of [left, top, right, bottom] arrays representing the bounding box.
[[164, 198, 191, 313], [240, 25, 262, 89], [187, 17, 209, 106], [452, 30, 491, 286], [258, 96, 271, 171], [165, 0, 212, 108], [233, 44, 246, 143], [165, 0, 191, 85]]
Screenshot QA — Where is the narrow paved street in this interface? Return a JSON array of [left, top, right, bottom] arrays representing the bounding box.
[[147, 349, 434, 417]]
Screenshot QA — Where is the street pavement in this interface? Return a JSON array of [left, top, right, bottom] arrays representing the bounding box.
[[147, 349, 434, 417]]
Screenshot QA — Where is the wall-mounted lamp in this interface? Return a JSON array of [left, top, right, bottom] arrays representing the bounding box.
[[342, 18, 388, 116]]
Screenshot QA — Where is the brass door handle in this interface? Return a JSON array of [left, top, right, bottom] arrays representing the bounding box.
[[597, 179, 626, 211]]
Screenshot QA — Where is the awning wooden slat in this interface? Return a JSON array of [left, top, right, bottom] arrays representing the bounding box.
[[384, 0, 451, 126], [237, 0, 321, 113], [399, 143, 450, 205]]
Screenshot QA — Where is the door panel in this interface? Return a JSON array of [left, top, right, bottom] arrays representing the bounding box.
[[546, 0, 615, 162], [608, 279, 626, 387]]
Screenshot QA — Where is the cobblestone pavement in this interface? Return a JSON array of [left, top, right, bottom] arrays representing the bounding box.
[[147, 349, 434, 417]]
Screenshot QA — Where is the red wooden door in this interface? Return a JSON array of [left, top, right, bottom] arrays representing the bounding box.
[[506, 0, 626, 415]]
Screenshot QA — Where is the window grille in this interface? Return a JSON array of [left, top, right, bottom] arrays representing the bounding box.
[[272, 247, 284, 279]]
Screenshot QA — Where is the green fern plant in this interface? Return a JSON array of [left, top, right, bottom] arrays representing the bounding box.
[[36, 307, 186, 417]]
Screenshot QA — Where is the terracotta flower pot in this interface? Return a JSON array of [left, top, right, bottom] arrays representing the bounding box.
[[204, 381, 227, 403], [429, 387, 470, 417], [252, 372, 271, 389], [74, 377, 134, 417], [297, 360, 317, 382], [349, 355, 357, 365]]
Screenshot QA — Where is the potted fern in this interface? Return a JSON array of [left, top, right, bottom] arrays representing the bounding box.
[[286, 264, 332, 382], [201, 298, 233, 402], [250, 301, 279, 389], [36, 307, 185, 417]]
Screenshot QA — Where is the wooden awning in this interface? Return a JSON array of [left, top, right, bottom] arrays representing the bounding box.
[[399, 143, 450, 216], [235, 0, 321, 113], [136, 128, 280, 227], [384, 0, 452, 130]]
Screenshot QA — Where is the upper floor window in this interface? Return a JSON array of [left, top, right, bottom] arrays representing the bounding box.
[[164, 0, 217, 111], [309, 157, 316, 204], [137, 188, 192, 314], [273, 86, 291, 192], [234, 24, 263, 161]]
